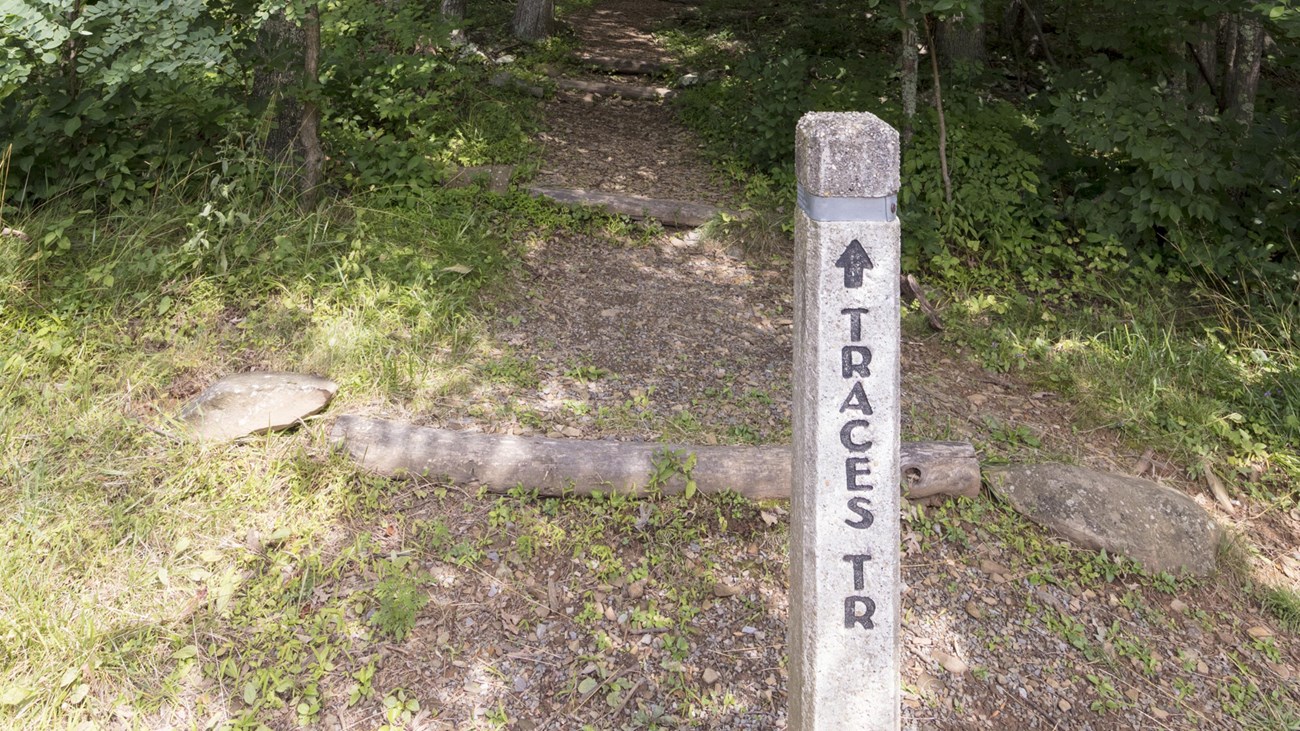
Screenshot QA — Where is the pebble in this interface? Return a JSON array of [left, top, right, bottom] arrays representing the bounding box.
[[712, 582, 740, 598], [934, 651, 968, 675], [1058, 699, 1071, 712], [702, 668, 721, 684]]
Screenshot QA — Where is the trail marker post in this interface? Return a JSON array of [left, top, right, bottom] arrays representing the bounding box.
[[790, 112, 901, 730]]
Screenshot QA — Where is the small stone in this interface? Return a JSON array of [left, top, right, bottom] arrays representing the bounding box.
[[702, 668, 721, 684], [978, 559, 1010, 578], [1057, 699, 1071, 712], [179, 372, 338, 442], [914, 671, 945, 695], [712, 582, 741, 598], [964, 601, 984, 620], [933, 651, 968, 675], [985, 463, 1221, 576]]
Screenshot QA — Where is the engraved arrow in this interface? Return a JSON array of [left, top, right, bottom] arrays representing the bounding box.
[[834, 239, 874, 288]]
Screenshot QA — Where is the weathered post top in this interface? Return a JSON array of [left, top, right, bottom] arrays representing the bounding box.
[[790, 111, 901, 731], [796, 113, 901, 199]]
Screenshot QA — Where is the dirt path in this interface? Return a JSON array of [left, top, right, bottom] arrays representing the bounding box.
[[368, 3, 1300, 729], [532, 0, 738, 206]]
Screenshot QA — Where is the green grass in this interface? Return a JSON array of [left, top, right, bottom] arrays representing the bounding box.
[[0, 159, 523, 723], [943, 283, 1300, 497]]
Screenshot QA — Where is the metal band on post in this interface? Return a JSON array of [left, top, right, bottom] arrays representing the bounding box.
[[796, 185, 898, 223], [790, 112, 902, 731]]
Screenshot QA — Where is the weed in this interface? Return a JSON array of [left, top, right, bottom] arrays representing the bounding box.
[[370, 561, 429, 642], [1261, 586, 1300, 633], [1085, 673, 1126, 714]]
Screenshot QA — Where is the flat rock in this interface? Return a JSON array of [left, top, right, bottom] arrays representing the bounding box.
[[179, 372, 338, 442], [985, 463, 1221, 576]]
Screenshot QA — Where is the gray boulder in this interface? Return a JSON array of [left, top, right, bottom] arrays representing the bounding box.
[[985, 463, 1221, 577], [179, 372, 338, 442]]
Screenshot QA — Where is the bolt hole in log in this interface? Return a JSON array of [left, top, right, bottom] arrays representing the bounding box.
[[329, 416, 980, 503]]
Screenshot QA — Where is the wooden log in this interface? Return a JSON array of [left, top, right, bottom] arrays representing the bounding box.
[[330, 416, 981, 501], [526, 186, 737, 228], [571, 53, 667, 75], [555, 77, 675, 100]]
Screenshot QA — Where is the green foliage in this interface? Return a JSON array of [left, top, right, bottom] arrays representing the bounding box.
[[1, 0, 540, 206], [369, 559, 428, 642], [899, 97, 1128, 291], [319, 0, 536, 191], [679, 49, 873, 171], [1042, 60, 1300, 283], [0, 0, 234, 204]]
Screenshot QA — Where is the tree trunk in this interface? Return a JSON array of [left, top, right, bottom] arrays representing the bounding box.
[[1167, 38, 1187, 107], [441, 0, 465, 21], [937, 0, 985, 70], [900, 0, 918, 146], [298, 4, 324, 208], [512, 0, 553, 42], [1188, 20, 1218, 114], [923, 16, 953, 206], [1223, 12, 1264, 130], [329, 416, 983, 503], [1216, 12, 1239, 113], [251, 11, 305, 158]]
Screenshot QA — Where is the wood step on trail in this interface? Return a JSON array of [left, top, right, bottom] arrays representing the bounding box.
[[555, 77, 675, 101], [571, 53, 668, 76], [526, 186, 744, 228]]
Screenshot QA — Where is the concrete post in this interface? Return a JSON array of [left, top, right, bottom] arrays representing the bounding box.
[[790, 112, 901, 731]]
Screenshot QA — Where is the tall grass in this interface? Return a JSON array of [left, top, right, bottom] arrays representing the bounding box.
[[950, 277, 1300, 496]]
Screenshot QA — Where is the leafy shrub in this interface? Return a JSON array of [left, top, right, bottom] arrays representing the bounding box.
[[1042, 59, 1300, 285], [679, 49, 874, 171], [0, 0, 235, 205], [320, 0, 534, 190]]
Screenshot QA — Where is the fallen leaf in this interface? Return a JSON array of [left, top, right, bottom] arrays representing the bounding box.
[[442, 264, 473, 274], [59, 666, 80, 688], [0, 686, 32, 706], [171, 645, 199, 660]]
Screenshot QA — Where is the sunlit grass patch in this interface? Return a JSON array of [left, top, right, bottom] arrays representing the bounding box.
[[946, 285, 1300, 493], [0, 166, 531, 723]]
